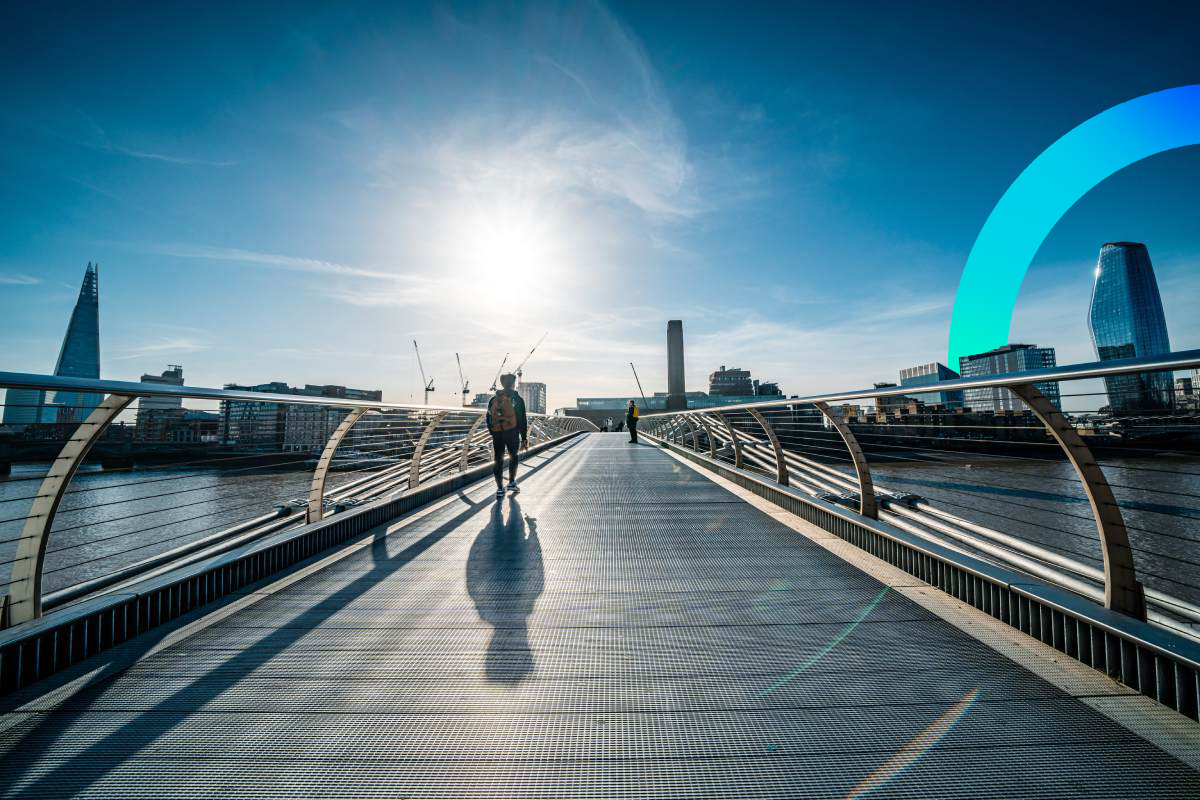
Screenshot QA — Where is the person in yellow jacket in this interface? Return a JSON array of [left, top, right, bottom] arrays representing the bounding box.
[[626, 399, 639, 444]]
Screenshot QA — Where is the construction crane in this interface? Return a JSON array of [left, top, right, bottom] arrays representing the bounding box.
[[513, 331, 548, 384], [629, 362, 648, 405], [455, 352, 470, 407], [489, 352, 510, 392], [413, 340, 434, 405]]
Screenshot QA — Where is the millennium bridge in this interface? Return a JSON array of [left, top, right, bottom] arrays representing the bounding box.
[[1, 352, 1199, 798]]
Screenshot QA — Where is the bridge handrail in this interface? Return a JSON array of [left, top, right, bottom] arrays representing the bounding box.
[[640, 348, 1200, 417], [0, 371, 521, 415], [0, 373, 598, 627], [641, 348, 1200, 629]]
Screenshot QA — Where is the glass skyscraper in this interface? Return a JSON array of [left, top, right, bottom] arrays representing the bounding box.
[[1, 263, 102, 426], [958, 344, 1060, 413], [1087, 242, 1172, 414]]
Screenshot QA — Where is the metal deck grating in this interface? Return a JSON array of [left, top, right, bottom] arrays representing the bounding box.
[[2, 433, 1197, 798]]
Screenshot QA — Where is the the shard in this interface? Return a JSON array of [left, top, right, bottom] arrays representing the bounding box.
[[4, 263, 103, 425]]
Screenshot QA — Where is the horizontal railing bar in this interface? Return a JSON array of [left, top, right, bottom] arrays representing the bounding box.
[[0, 370, 562, 416], [642, 348, 1200, 416]]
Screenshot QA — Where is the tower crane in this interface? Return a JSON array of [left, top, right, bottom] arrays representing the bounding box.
[[630, 362, 648, 405], [456, 353, 470, 407], [513, 331, 548, 385], [413, 340, 434, 405], [489, 353, 510, 392]]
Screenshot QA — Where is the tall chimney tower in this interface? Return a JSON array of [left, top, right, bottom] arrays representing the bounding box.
[[666, 320, 686, 411]]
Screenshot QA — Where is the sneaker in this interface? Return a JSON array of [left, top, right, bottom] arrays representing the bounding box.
[[508, 481, 520, 494], [495, 488, 505, 499]]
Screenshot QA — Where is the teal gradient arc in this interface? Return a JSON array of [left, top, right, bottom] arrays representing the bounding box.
[[947, 85, 1200, 368]]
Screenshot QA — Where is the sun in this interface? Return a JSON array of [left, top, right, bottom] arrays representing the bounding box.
[[446, 201, 565, 308]]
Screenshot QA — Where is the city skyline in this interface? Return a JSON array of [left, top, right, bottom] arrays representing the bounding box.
[[1, 3, 1198, 411], [2, 251, 1194, 420]]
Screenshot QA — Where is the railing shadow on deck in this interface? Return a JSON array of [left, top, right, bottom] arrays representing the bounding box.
[[0, 437, 584, 799]]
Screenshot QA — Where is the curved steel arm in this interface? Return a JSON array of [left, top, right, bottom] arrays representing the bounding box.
[[1008, 383, 1145, 619], [694, 415, 718, 458], [9, 393, 136, 624], [408, 412, 450, 489], [714, 412, 743, 469], [459, 415, 487, 471], [307, 407, 368, 524], [747, 408, 789, 486], [813, 401, 877, 519], [680, 416, 701, 451]]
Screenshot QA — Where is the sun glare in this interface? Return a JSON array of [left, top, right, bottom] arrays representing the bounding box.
[[450, 203, 565, 307]]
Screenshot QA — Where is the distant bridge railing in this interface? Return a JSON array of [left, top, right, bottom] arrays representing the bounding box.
[[642, 349, 1200, 639], [0, 373, 596, 628]]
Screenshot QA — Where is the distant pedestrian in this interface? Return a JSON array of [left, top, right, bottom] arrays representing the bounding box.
[[615, 420, 624, 433], [626, 400, 639, 443], [487, 374, 528, 498]]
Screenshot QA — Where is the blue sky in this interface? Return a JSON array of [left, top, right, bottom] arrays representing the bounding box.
[[1, 1, 1198, 410]]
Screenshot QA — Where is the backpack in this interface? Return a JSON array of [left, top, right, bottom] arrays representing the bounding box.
[[489, 391, 518, 433]]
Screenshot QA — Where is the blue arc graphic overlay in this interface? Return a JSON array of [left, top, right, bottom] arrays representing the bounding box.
[[948, 84, 1200, 368]]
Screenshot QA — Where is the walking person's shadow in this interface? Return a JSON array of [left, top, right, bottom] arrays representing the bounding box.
[[466, 496, 543, 684]]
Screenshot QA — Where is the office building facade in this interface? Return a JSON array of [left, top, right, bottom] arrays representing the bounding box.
[[958, 344, 1060, 413], [899, 362, 964, 408], [709, 366, 754, 396], [2, 389, 45, 426], [518, 381, 547, 415], [222, 382, 382, 451], [1088, 242, 1172, 413], [135, 365, 185, 441]]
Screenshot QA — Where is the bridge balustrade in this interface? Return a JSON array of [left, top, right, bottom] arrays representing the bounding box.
[[0, 375, 595, 630]]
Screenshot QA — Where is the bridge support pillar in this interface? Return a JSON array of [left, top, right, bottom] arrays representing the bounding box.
[[747, 408, 789, 487], [307, 407, 368, 524], [814, 401, 877, 519], [1010, 382, 1145, 620], [8, 393, 135, 625]]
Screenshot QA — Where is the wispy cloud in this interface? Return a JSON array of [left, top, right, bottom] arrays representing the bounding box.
[[105, 145, 237, 167], [21, 108, 238, 168], [125, 242, 397, 281], [0, 273, 40, 286], [109, 337, 212, 362]]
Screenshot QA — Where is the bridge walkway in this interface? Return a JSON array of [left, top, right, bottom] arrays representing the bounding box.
[[1, 433, 1198, 798]]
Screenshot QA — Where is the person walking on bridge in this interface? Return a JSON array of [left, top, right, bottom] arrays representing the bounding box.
[[487, 373, 528, 498], [626, 399, 639, 444]]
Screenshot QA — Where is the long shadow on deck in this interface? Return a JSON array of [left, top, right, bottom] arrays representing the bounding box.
[[466, 497, 544, 684], [1, 437, 583, 799]]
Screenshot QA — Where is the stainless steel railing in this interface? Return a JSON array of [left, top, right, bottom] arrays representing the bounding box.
[[641, 349, 1200, 638], [0, 373, 596, 627]]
